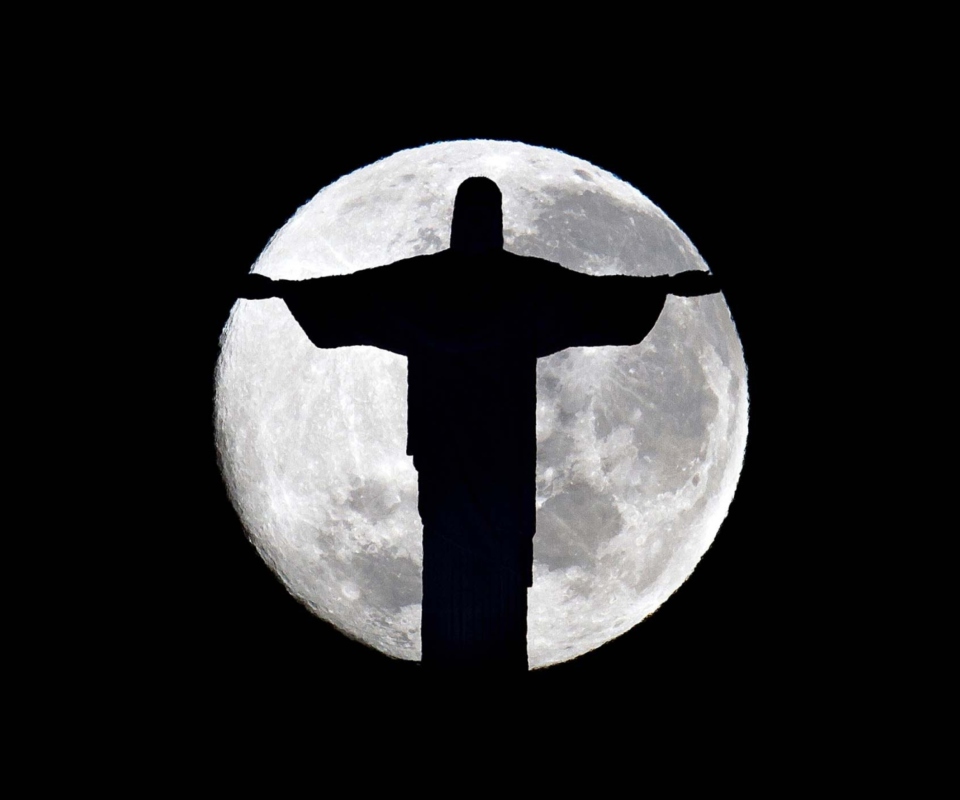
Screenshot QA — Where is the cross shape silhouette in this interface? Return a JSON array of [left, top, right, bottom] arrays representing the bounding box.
[[237, 178, 719, 671]]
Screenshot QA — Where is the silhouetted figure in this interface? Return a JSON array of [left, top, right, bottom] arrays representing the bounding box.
[[238, 178, 719, 672]]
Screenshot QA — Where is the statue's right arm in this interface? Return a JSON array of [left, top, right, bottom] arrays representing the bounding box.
[[237, 273, 283, 300], [237, 268, 412, 356]]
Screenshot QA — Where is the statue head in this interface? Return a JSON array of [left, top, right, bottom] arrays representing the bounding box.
[[450, 177, 504, 254]]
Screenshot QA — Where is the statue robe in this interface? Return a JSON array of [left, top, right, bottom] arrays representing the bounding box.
[[280, 248, 669, 669]]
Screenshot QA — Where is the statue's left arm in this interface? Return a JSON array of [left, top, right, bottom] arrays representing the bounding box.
[[536, 268, 720, 357]]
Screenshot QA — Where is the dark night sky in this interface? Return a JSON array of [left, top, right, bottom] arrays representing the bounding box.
[[142, 94, 832, 723]]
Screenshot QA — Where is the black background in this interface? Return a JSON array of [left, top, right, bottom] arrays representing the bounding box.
[[149, 96, 821, 722]]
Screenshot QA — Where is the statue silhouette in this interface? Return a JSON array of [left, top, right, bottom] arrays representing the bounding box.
[[237, 177, 720, 672]]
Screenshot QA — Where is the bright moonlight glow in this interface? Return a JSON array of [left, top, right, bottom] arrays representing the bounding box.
[[215, 140, 748, 668]]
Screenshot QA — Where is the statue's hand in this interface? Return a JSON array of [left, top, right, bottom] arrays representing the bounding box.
[[669, 271, 720, 298], [240, 273, 278, 300]]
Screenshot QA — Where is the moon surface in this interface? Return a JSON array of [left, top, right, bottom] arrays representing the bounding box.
[[215, 140, 748, 669]]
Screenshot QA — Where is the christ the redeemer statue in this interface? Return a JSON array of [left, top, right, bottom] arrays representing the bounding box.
[[238, 177, 719, 672]]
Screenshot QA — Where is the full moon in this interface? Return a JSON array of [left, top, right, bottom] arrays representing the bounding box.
[[215, 140, 748, 669]]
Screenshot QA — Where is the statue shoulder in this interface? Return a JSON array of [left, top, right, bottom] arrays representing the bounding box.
[[500, 250, 571, 276], [367, 249, 448, 279]]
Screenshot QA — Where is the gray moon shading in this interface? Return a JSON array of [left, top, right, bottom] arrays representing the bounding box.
[[215, 140, 748, 668]]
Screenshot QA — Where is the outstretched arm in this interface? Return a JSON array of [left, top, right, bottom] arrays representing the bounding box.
[[660, 270, 720, 298], [237, 273, 284, 300], [536, 267, 721, 357], [235, 267, 416, 356]]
